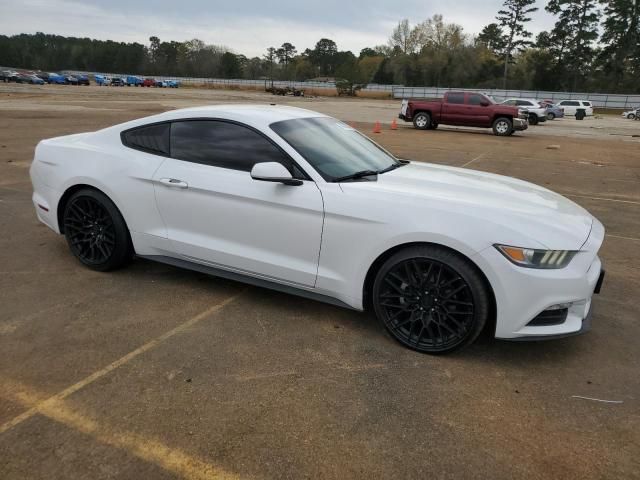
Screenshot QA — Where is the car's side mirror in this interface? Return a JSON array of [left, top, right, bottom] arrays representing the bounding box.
[[250, 162, 302, 186], [480, 101, 490, 107]]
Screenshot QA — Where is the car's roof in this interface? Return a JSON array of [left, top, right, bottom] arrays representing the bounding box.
[[113, 104, 329, 131]]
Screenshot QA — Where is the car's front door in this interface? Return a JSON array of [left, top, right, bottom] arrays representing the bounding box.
[[466, 93, 492, 127], [153, 119, 324, 287]]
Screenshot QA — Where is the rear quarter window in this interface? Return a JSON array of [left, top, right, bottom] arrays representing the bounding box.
[[447, 93, 465, 104], [121, 123, 170, 156]]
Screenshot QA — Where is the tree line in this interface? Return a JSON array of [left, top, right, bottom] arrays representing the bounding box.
[[0, 0, 638, 93]]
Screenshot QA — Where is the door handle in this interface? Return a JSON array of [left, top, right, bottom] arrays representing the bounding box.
[[159, 178, 188, 188]]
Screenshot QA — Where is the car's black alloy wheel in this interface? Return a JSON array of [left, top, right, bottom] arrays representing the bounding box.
[[63, 189, 132, 271], [373, 246, 489, 354]]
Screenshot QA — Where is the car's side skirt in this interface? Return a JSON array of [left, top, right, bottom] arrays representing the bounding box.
[[138, 255, 358, 311]]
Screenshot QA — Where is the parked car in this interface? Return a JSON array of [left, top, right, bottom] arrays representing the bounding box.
[[399, 91, 528, 136], [95, 75, 111, 86], [110, 77, 125, 86], [1, 70, 20, 82], [47, 73, 67, 84], [64, 75, 79, 85], [501, 98, 547, 125], [540, 101, 565, 120], [622, 108, 638, 120], [126, 76, 143, 86], [165, 80, 179, 88], [142, 78, 155, 87], [30, 105, 605, 354], [17, 73, 45, 85], [75, 74, 90, 86], [557, 100, 594, 118], [35, 72, 50, 82], [154, 79, 167, 88]]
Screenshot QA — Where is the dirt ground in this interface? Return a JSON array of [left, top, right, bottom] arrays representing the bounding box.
[[1, 84, 639, 480]]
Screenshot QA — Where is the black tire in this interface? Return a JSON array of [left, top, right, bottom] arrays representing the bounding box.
[[413, 112, 431, 130], [528, 114, 538, 125], [431, 122, 439, 130], [492, 117, 513, 136], [63, 189, 132, 272], [546, 112, 555, 121], [372, 245, 490, 354], [628, 113, 635, 120]]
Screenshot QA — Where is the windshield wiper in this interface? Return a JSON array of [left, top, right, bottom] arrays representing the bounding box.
[[332, 170, 379, 183], [377, 161, 408, 174]]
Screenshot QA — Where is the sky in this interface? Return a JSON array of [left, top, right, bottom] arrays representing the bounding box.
[[1, 0, 556, 57]]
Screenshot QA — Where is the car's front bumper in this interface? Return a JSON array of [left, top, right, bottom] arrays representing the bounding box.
[[513, 118, 528, 131], [473, 218, 605, 340]]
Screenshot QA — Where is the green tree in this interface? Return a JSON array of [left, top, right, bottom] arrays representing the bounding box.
[[598, 0, 640, 91], [545, 0, 600, 90], [308, 38, 338, 75], [477, 23, 507, 55], [221, 52, 241, 78], [496, 0, 539, 88]]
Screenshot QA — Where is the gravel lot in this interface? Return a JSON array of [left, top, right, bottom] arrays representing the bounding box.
[[1, 84, 639, 480]]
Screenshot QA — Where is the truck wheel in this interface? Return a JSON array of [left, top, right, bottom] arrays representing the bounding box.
[[528, 114, 538, 125], [413, 112, 431, 130], [492, 117, 513, 136]]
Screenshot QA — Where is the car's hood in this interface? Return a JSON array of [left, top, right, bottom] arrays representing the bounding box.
[[342, 162, 593, 250]]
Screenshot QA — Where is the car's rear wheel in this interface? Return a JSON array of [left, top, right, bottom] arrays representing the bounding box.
[[63, 189, 132, 271], [372, 246, 489, 354], [492, 117, 513, 136], [413, 112, 431, 130], [546, 112, 555, 120], [528, 114, 538, 125]]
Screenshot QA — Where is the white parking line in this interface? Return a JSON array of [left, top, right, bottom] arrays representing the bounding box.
[[461, 152, 490, 168], [563, 194, 640, 205]]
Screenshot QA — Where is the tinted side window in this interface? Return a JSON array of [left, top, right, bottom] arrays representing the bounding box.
[[170, 120, 292, 172], [516, 100, 533, 106], [504, 100, 516, 105], [583, 101, 592, 106], [122, 123, 170, 156], [468, 94, 485, 105], [563, 101, 580, 106], [447, 93, 465, 104]]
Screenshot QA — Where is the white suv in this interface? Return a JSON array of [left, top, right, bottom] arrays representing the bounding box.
[[557, 100, 594, 117], [501, 98, 547, 125]]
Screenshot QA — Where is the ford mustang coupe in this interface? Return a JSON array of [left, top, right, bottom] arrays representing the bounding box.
[[30, 105, 605, 354]]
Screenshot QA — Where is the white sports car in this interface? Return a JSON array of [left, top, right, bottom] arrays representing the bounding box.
[[30, 105, 605, 353]]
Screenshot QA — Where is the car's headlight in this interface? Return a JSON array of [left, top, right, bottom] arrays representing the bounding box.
[[494, 245, 577, 269]]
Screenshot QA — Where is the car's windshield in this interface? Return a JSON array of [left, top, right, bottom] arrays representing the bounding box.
[[270, 117, 398, 181]]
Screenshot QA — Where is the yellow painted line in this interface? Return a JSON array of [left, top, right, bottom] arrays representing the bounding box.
[[1, 379, 241, 480], [0, 290, 245, 435]]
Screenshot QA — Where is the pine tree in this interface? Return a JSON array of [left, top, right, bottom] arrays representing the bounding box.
[[599, 0, 640, 90], [496, 0, 539, 88], [545, 0, 600, 90]]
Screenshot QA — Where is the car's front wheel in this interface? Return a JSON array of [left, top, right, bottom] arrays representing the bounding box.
[[629, 113, 636, 120], [529, 114, 539, 125], [492, 117, 513, 136], [372, 246, 490, 354], [413, 112, 431, 130], [63, 189, 132, 271]]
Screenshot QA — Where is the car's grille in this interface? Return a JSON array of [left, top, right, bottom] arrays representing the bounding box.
[[527, 308, 568, 327]]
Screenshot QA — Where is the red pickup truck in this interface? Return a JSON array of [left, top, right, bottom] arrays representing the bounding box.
[[399, 91, 528, 136]]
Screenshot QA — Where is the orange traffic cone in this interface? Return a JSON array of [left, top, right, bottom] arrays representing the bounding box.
[[391, 119, 398, 130], [373, 121, 382, 134]]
